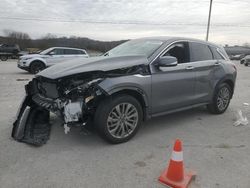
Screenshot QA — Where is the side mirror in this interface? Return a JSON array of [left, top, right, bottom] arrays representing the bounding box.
[[49, 51, 55, 55], [158, 56, 178, 67]]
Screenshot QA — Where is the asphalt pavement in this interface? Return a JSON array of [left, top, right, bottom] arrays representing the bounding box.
[[0, 60, 249, 188]]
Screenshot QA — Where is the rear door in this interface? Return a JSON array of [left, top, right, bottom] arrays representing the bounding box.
[[189, 42, 218, 103], [151, 41, 196, 114]]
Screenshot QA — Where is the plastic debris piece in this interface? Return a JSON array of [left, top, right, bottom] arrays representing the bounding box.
[[233, 110, 248, 126], [243, 103, 249, 106], [64, 124, 70, 134], [16, 78, 29, 81]]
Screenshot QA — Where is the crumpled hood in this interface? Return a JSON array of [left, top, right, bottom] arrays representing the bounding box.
[[37, 55, 149, 79]]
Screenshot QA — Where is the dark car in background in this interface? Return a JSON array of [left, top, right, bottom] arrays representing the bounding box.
[[12, 37, 237, 146], [0, 43, 20, 61]]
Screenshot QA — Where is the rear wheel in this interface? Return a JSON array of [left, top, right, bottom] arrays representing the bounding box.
[[29, 61, 45, 74], [207, 83, 232, 114], [94, 95, 143, 144], [0, 56, 8, 61]]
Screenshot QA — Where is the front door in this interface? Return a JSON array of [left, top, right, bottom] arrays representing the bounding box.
[[46, 48, 66, 66], [151, 42, 196, 114]]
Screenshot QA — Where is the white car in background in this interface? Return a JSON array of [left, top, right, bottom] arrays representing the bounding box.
[[18, 47, 89, 73]]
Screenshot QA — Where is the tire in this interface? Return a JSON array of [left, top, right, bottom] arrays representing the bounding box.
[[29, 61, 45, 74], [94, 94, 143, 144], [245, 62, 249, 66], [0, 56, 8, 61], [207, 83, 232, 114]]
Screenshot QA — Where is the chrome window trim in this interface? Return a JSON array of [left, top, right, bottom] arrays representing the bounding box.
[[216, 48, 227, 60], [149, 39, 223, 66], [149, 40, 188, 65]]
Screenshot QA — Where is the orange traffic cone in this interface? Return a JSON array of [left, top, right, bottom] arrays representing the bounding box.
[[158, 139, 195, 188]]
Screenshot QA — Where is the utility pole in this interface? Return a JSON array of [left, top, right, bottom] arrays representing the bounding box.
[[206, 0, 213, 41]]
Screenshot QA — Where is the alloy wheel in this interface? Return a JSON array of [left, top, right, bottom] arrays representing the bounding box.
[[217, 87, 230, 111], [107, 103, 138, 139]]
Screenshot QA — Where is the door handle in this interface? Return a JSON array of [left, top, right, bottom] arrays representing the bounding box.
[[214, 62, 220, 66], [186, 66, 194, 70]]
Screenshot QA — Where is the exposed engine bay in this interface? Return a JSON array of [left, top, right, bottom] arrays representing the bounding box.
[[12, 64, 149, 146]]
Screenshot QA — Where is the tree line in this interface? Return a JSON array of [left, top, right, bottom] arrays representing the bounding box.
[[0, 30, 127, 53]]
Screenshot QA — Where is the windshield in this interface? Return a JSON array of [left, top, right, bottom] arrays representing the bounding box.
[[40, 48, 53, 55], [105, 40, 163, 58]]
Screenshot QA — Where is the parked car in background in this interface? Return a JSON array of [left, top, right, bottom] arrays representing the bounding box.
[[12, 37, 237, 146], [240, 55, 250, 66], [17, 47, 89, 73], [229, 54, 246, 60], [0, 43, 20, 61]]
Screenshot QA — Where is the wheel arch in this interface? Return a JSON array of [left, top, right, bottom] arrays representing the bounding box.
[[106, 87, 150, 121], [213, 75, 235, 99], [29, 59, 46, 67]]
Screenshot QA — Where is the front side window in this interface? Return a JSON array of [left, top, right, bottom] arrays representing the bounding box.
[[190, 42, 213, 62], [49, 48, 64, 55], [162, 42, 190, 63]]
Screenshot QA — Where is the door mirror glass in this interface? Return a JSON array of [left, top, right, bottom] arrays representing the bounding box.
[[158, 56, 177, 67], [49, 51, 55, 55]]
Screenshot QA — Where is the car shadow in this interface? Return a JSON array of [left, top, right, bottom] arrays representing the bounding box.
[[43, 106, 211, 150]]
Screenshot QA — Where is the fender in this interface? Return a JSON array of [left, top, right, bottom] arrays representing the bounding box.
[[212, 73, 236, 98], [105, 85, 149, 107], [98, 75, 151, 107], [98, 75, 152, 120]]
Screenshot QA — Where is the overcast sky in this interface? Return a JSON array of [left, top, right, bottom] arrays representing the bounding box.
[[0, 0, 249, 45]]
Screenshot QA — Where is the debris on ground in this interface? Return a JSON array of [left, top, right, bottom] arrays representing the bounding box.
[[243, 102, 249, 106], [16, 78, 29, 81], [233, 110, 248, 126]]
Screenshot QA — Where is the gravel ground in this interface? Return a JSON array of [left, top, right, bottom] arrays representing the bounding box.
[[0, 60, 250, 188]]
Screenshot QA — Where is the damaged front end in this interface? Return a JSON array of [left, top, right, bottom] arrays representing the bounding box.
[[12, 73, 106, 146]]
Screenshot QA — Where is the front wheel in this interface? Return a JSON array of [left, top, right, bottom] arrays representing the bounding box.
[[94, 95, 143, 144], [29, 61, 45, 74], [207, 83, 232, 114], [245, 62, 249, 66]]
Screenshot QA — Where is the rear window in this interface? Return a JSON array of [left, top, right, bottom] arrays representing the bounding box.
[[77, 50, 86, 55], [190, 42, 213, 62]]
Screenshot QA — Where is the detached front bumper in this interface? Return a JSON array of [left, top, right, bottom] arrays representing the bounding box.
[[12, 82, 51, 146]]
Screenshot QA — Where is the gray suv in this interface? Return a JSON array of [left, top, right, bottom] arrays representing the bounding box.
[[12, 37, 237, 145]]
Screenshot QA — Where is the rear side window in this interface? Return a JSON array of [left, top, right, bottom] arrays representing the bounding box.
[[211, 47, 224, 60], [190, 42, 213, 62], [64, 49, 78, 55]]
